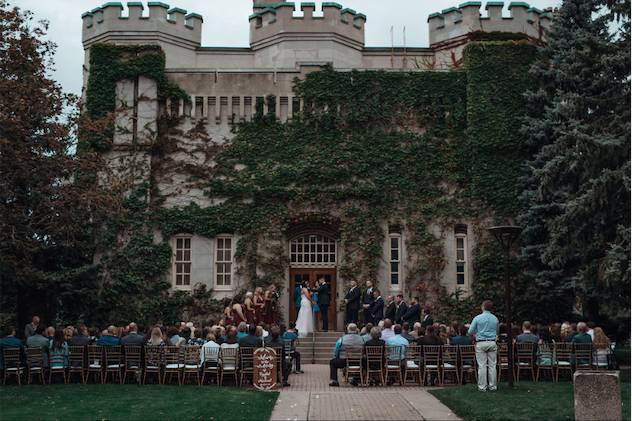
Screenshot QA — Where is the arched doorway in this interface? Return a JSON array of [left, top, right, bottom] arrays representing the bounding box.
[[288, 233, 337, 331]]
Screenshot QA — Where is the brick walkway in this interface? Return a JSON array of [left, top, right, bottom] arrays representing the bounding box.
[[270, 364, 461, 421]]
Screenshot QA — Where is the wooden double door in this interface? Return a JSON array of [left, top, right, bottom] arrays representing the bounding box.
[[289, 268, 337, 331]]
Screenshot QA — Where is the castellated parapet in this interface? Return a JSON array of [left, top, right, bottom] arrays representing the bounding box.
[[249, 2, 366, 50], [428, 1, 551, 46], [82, 2, 203, 47]]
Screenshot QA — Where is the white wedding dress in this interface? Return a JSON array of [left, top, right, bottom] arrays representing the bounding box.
[[295, 289, 314, 338]]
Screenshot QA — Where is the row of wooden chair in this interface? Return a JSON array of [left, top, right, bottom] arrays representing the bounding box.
[[2, 345, 290, 387]]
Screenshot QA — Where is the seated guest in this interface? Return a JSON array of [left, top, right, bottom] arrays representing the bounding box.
[[25, 316, 40, 339], [282, 323, 303, 374], [239, 324, 263, 348], [549, 323, 562, 342], [265, 326, 290, 387], [48, 330, 69, 369], [46, 326, 56, 340], [497, 323, 509, 343], [401, 322, 415, 343], [571, 322, 592, 344], [536, 327, 554, 368], [380, 319, 395, 341], [200, 333, 220, 366], [179, 326, 193, 345], [329, 323, 364, 387], [68, 325, 91, 346], [417, 325, 442, 346], [236, 322, 248, 340], [411, 322, 423, 339], [96, 326, 120, 346], [88, 327, 100, 344], [438, 324, 449, 345], [220, 328, 239, 350], [361, 323, 374, 342], [120, 323, 145, 346], [586, 321, 596, 340], [592, 327, 611, 368], [146, 327, 166, 346], [364, 327, 386, 348], [385, 324, 409, 385], [166, 326, 182, 346], [26, 325, 49, 349], [450, 325, 472, 346], [516, 321, 539, 343], [0, 326, 23, 369], [189, 329, 206, 346], [64, 326, 74, 341]]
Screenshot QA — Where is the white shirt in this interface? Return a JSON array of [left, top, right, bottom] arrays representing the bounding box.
[[200, 340, 220, 364]]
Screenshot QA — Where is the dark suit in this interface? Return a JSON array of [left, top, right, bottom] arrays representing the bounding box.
[[384, 302, 396, 322], [120, 332, 145, 346], [344, 287, 361, 324], [395, 302, 408, 325], [369, 296, 384, 324], [314, 283, 331, 331], [402, 303, 421, 325], [421, 314, 433, 328], [362, 287, 375, 325]]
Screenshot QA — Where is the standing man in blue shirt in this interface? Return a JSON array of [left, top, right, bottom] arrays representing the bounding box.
[[468, 300, 499, 392]]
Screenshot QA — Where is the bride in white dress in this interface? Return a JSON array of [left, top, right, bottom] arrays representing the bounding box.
[[295, 284, 314, 338]]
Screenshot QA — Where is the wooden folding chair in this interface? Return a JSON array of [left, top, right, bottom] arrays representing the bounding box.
[[48, 352, 68, 384], [458, 345, 476, 384], [123, 345, 142, 384], [535, 342, 555, 382], [515, 342, 535, 382], [386, 345, 404, 386], [344, 347, 363, 385], [143, 345, 164, 385], [219, 347, 239, 386], [25, 348, 45, 385], [441, 345, 459, 385], [422, 345, 441, 386], [183, 346, 202, 386], [554, 342, 573, 381], [365, 345, 385, 386], [104, 346, 123, 384], [497, 342, 510, 382], [573, 343, 593, 371], [87, 345, 103, 384], [163, 346, 183, 385], [239, 347, 254, 386], [273, 347, 284, 386], [2, 348, 23, 385], [404, 345, 421, 385], [201, 346, 220, 385], [68, 346, 86, 384]]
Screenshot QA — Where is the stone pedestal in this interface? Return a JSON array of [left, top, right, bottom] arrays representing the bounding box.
[[574, 370, 621, 421]]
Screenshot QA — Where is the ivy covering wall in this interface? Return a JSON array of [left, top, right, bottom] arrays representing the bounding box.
[[85, 40, 538, 325]]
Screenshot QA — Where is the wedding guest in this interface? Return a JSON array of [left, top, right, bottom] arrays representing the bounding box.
[[411, 322, 423, 338], [239, 324, 263, 347], [401, 322, 415, 342], [282, 322, 303, 374], [265, 326, 290, 386], [26, 325, 49, 349], [24, 316, 40, 339], [516, 321, 539, 344], [361, 323, 374, 342], [329, 324, 364, 387], [68, 325, 91, 346], [96, 326, 120, 346], [571, 322, 592, 344], [468, 300, 499, 392], [592, 327, 611, 367], [121, 323, 145, 346], [221, 328, 239, 350], [386, 324, 408, 385], [48, 330, 69, 370], [200, 333, 220, 366], [0, 326, 22, 370], [380, 319, 395, 341], [450, 325, 472, 346], [146, 327, 166, 346], [189, 329, 206, 346], [237, 322, 248, 340]]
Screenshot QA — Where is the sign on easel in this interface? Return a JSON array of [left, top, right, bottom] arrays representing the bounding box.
[[253, 347, 277, 390]]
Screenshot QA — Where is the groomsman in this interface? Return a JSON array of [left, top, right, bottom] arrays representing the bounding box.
[[421, 307, 434, 328], [344, 280, 361, 324], [384, 296, 396, 322], [369, 289, 384, 324], [313, 278, 331, 331], [394, 294, 408, 324], [402, 297, 421, 325], [362, 281, 375, 325]]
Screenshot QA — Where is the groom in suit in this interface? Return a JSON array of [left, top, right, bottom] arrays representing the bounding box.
[[313, 278, 331, 331], [344, 280, 361, 324]]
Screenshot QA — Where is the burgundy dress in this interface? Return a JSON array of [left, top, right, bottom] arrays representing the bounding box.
[[245, 301, 256, 325], [232, 304, 246, 325]]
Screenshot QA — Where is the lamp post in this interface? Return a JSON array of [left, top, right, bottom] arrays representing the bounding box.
[[488, 225, 522, 388]]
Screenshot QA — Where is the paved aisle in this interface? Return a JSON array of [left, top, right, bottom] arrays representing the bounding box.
[[270, 364, 461, 421]]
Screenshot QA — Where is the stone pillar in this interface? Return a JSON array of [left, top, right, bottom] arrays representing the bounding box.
[[574, 371, 621, 421], [113, 79, 134, 146], [136, 76, 158, 145]]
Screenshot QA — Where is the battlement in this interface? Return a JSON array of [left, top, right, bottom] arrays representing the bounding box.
[[428, 1, 551, 46], [82, 2, 203, 47], [249, 2, 366, 49]]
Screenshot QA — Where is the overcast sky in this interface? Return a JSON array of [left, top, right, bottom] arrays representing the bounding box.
[[14, 0, 558, 96]]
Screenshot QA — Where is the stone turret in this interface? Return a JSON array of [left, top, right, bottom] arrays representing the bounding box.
[[428, 1, 551, 46], [249, 2, 366, 50], [82, 2, 203, 48]]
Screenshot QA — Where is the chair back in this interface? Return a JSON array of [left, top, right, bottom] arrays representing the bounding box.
[[345, 347, 363, 367], [555, 342, 573, 364], [203, 346, 220, 365], [442, 345, 458, 366], [459, 345, 476, 365], [68, 346, 86, 369], [184, 346, 200, 367], [219, 347, 238, 368], [386, 345, 405, 362], [423, 345, 441, 366], [104, 345, 122, 367], [406, 345, 421, 363], [25, 347, 44, 369], [573, 343, 593, 369], [497, 342, 509, 365], [283, 339, 294, 361], [516, 342, 535, 361], [49, 349, 67, 368], [87, 345, 103, 367], [3, 348, 21, 369], [239, 347, 254, 370], [164, 346, 182, 365], [144, 345, 164, 368], [123, 345, 142, 369]]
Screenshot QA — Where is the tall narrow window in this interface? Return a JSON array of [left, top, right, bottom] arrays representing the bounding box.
[[456, 235, 467, 285], [174, 237, 192, 289], [389, 234, 401, 286], [216, 236, 233, 287]]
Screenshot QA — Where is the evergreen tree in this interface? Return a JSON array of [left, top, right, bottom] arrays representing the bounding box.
[[519, 0, 630, 335]]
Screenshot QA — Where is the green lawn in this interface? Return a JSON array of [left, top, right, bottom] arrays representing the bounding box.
[[430, 371, 631, 421], [0, 384, 278, 421]]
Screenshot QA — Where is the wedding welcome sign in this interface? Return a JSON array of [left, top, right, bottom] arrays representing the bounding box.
[[253, 347, 277, 390]]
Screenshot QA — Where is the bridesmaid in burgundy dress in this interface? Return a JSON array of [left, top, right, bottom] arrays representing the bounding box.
[[231, 299, 246, 326], [244, 292, 256, 326], [263, 285, 278, 324], [253, 287, 265, 324], [223, 299, 233, 326]]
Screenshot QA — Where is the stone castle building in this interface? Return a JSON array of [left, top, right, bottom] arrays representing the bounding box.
[[81, 1, 550, 327]]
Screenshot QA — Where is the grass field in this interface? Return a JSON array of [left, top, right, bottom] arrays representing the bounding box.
[[430, 370, 631, 421], [0, 384, 278, 421]]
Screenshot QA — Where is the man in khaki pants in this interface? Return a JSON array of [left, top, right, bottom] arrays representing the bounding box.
[[468, 300, 499, 391]]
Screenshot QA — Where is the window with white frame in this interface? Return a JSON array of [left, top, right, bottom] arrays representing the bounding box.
[[173, 236, 192, 289], [389, 234, 401, 286], [215, 236, 233, 287], [290, 234, 336, 267], [456, 235, 467, 285]]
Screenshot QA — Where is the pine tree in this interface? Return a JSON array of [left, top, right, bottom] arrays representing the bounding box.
[[519, 0, 630, 335]]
